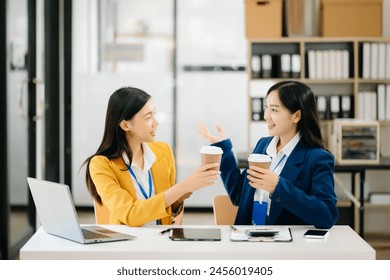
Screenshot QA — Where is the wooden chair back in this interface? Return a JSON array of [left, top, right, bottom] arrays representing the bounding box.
[[212, 195, 238, 225]]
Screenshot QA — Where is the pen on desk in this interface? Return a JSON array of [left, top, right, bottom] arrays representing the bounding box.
[[230, 225, 239, 232], [159, 228, 172, 235]]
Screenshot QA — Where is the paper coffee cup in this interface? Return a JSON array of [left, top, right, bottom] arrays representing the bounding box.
[[200, 146, 223, 171], [248, 154, 271, 169]]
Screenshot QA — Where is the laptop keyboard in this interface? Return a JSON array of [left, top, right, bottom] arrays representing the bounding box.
[[82, 229, 110, 239]]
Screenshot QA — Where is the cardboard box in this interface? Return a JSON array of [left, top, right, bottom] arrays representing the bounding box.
[[245, 0, 283, 38], [321, 0, 382, 37]]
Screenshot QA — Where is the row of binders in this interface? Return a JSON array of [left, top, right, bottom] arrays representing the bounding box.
[[358, 84, 390, 120], [307, 50, 350, 80], [362, 42, 390, 80], [251, 54, 301, 79], [316, 95, 353, 120], [251, 95, 354, 121]]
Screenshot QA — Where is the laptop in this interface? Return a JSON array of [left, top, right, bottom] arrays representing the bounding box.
[[27, 177, 136, 244]]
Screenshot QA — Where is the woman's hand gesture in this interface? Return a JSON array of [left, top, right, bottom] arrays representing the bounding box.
[[198, 123, 228, 144]]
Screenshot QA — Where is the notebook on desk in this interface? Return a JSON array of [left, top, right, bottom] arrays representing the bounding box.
[[27, 177, 136, 244]]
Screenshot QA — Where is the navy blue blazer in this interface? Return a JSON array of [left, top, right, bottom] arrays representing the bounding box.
[[213, 137, 339, 229]]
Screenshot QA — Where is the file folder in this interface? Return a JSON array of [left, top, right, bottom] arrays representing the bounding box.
[[362, 43, 371, 79], [341, 95, 353, 118], [316, 95, 328, 120], [251, 55, 261, 79], [280, 54, 291, 78], [291, 54, 301, 78], [377, 84, 386, 120], [262, 54, 272, 78], [330, 95, 341, 119]]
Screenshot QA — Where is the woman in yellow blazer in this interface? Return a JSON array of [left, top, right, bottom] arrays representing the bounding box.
[[83, 87, 219, 226]]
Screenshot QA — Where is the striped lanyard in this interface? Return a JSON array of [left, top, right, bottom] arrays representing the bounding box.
[[127, 166, 153, 199], [272, 154, 287, 172]]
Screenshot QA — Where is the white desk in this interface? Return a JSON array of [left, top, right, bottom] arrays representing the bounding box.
[[20, 225, 375, 260]]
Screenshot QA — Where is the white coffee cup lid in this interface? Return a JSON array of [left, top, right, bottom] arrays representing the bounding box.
[[200, 146, 223, 155], [248, 153, 271, 162]]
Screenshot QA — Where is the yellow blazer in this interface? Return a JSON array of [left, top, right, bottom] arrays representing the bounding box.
[[89, 142, 176, 226]]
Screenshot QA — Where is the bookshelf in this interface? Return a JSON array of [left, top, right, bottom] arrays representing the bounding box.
[[247, 37, 390, 150], [247, 37, 390, 236]]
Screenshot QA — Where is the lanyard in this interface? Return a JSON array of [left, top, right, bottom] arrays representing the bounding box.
[[272, 154, 287, 172], [127, 166, 153, 199], [255, 153, 286, 203]]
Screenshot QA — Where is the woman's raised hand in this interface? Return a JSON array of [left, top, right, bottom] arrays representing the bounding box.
[[198, 123, 228, 144]]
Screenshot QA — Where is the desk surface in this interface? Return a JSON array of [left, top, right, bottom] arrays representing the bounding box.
[[334, 157, 390, 171], [20, 225, 375, 260]]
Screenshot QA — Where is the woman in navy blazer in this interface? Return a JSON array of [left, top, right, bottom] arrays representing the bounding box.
[[199, 81, 338, 229]]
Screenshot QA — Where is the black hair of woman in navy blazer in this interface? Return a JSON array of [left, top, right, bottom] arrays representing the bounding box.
[[199, 80, 339, 229]]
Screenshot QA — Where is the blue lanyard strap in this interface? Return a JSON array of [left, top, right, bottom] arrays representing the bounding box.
[[272, 154, 287, 172], [127, 165, 153, 199]]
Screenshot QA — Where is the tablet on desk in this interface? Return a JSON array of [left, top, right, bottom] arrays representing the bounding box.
[[169, 228, 221, 241]]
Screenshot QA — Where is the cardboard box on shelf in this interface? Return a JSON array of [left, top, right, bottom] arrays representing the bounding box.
[[245, 0, 283, 38], [321, 0, 383, 37]]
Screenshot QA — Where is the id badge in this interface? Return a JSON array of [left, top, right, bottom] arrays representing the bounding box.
[[252, 201, 268, 225]]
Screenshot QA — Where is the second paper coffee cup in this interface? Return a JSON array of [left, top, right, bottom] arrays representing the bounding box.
[[200, 146, 223, 171], [248, 154, 271, 169]]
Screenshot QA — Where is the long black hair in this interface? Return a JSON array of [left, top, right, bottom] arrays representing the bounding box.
[[83, 87, 151, 204], [267, 80, 327, 150]]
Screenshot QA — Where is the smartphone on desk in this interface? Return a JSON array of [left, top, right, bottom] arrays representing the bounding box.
[[304, 230, 328, 239], [245, 229, 279, 237]]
